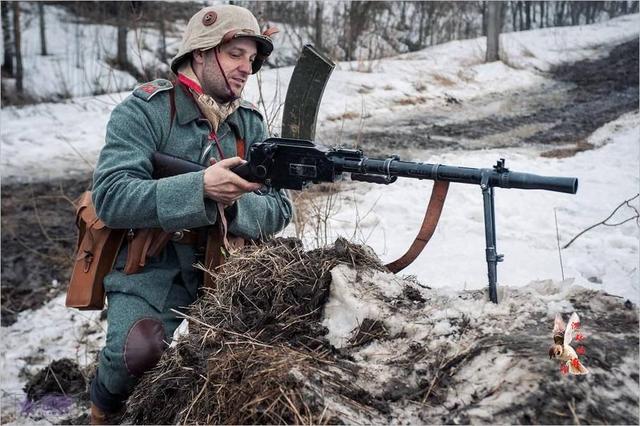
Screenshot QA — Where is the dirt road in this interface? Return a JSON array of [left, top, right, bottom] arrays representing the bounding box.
[[342, 39, 638, 158]]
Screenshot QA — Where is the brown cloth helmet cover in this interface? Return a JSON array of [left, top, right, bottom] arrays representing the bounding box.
[[170, 5, 274, 74]]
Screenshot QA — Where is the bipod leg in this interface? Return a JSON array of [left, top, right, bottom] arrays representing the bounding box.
[[480, 173, 503, 303]]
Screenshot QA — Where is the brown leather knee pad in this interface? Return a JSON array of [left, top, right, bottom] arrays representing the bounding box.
[[124, 317, 167, 377]]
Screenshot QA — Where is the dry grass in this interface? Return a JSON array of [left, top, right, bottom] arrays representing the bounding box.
[[394, 95, 427, 106], [540, 141, 595, 158], [125, 238, 387, 424], [432, 73, 456, 87], [348, 318, 389, 347], [327, 111, 360, 121]]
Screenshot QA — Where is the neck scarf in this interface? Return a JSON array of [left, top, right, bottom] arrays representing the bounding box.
[[177, 62, 240, 134]]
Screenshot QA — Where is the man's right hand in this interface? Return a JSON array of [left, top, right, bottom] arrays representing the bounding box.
[[203, 157, 262, 206]]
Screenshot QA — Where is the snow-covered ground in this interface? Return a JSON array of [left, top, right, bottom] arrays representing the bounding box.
[[1, 8, 639, 423], [2, 13, 638, 180], [298, 111, 640, 303], [0, 3, 176, 101]]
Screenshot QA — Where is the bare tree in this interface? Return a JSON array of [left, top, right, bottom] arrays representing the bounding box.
[[486, 1, 502, 62], [157, 2, 167, 63], [313, 1, 323, 52], [116, 3, 129, 69], [2, 1, 13, 76], [38, 2, 47, 55], [480, 1, 488, 36], [12, 1, 22, 93]]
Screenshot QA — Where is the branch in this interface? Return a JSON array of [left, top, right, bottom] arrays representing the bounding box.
[[563, 194, 639, 249]]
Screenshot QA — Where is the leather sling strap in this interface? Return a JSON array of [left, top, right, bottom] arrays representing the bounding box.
[[385, 181, 449, 273]]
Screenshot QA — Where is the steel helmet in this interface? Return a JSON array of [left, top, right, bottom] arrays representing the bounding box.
[[170, 5, 275, 74]]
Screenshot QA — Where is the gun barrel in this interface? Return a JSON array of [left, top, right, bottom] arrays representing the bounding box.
[[332, 157, 578, 194]]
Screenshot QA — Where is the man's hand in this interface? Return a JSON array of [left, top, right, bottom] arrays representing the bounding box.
[[203, 157, 262, 206]]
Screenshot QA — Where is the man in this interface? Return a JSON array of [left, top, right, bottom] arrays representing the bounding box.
[[89, 5, 291, 423]]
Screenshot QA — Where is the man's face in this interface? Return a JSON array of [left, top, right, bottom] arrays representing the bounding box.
[[194, 38, 257, 103]]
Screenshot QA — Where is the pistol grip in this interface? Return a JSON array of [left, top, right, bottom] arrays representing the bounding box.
[[231, 162, 252, 181]]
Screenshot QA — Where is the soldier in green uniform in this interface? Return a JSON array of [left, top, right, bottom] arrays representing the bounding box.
[[89, 5, 291, 423]]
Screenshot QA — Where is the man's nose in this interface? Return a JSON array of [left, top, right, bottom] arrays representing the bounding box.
[[238, 59, 252, 75]]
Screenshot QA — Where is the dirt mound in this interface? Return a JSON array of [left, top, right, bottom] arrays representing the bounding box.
[[126, 238, 639, 424], [125, 238, 389, 424], [19, 358, 89, 422], [23, 358, 87, 402]]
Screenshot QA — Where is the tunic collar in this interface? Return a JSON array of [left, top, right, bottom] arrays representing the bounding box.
[[174, 83, 202, 126]]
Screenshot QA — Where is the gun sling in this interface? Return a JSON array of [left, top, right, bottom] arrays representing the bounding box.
[[385, 181, 449, 273]]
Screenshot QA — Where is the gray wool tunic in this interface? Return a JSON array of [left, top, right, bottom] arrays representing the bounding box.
[[92, 78, 292, 310]]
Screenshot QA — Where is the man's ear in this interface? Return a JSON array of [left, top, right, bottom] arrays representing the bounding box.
[[192, 49, 205, 65]]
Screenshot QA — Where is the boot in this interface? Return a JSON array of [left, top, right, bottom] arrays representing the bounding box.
[[90, 403, 107, 425], [90, 403, 124, 425]]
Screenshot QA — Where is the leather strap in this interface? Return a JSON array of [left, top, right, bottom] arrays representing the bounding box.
[[386, 181, 449, 273]]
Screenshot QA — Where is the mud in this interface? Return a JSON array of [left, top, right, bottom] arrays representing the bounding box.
[[1, 176, 91, 326], [429, 40, 639, 144], [23, 358, 87, 402]]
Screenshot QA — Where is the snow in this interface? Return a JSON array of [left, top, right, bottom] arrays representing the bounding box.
[[316, 266, 638, 423], [303, 111, 639, 304], [0, 294, 104, 410], [0, 3, 180, 101], [1, 6, 638, 423], [3, 13, 638, 180]]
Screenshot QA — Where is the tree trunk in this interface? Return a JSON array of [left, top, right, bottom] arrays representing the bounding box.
[[38, 2, 47, 55], [481, 1, 487, 36], [570, 3, 579, 25], [525, 1, 531, 29], [518, 1, 523, 30], [539, 1, 544, 28], [486, 1, 502, 62], [116, 3, 129, 69], [555, 1, 565, 26], [12, 1, 22, 93], [399, 0, 407, 29], [511, 2, 517, 31], [158, 3, 166, 63], [345, 1, 372, 61], [417, 2, 428, 48], [544, 1, 550, 27], [2, 1, 13, 76], [314, 1, 323, 51]]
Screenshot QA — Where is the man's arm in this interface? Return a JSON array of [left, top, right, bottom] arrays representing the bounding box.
[[224, 110, 293, 240], [92, 95, 220, 231]]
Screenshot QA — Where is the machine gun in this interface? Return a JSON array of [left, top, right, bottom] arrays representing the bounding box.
[[153, 137, 578, 304]]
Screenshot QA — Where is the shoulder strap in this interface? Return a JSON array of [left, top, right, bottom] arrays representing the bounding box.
[[385, 181, 449, 273]]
